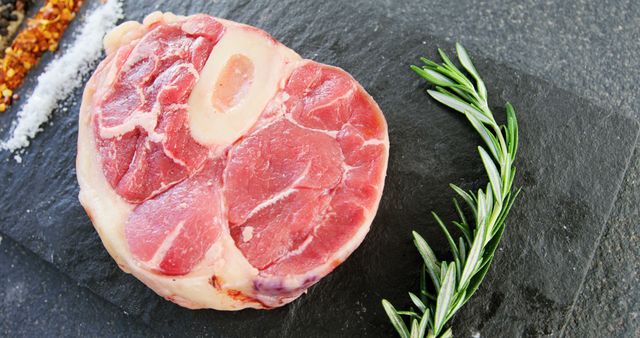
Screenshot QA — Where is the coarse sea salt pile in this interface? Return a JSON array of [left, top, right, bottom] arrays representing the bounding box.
[[0, 0, 123, 159]]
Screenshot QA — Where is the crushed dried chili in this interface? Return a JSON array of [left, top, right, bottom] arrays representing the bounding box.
[[0, 0, 83, 112]]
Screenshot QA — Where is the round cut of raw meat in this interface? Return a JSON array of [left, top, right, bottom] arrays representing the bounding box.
[[76, 12, 388, 310]]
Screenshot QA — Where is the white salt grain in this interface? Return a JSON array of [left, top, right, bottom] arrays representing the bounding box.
[[0, 0, 123, 152]]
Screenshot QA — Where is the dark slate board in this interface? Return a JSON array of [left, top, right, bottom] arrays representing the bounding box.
[[1, 0, 638, 337], [0, 234, 151, 337]]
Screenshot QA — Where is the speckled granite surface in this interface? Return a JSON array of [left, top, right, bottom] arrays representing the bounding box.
[[0, 0, 637, 337]]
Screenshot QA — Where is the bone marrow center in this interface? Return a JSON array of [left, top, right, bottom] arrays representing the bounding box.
[[212, 54, 254, 112]]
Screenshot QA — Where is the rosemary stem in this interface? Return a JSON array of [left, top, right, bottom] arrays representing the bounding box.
[[382, 43, 520, 338]]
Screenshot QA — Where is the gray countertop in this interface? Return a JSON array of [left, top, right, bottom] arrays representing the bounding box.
[[1, 0, 638, 337]]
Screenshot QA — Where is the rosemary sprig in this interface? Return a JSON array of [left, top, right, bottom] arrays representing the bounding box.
[[382, 43, 521, 338]]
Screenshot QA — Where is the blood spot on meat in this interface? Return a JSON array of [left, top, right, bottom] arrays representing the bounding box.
[[209, 275, 222, 289]]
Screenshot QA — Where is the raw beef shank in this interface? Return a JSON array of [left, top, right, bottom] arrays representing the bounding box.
[[76, 12, 388, 310]]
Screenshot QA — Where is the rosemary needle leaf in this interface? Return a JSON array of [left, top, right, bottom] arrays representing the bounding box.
[[459, 222, 485, 291], [437, 48, 456, 70], [437, 49, 470, 89], [464, 254, 495, 303], [507, 168, 518, 198], [506, 102, 519, 159], [506, 107, 516, 154], [484, 223, 507, 265], [429, 90, 493, 125], [458, 237, 467, 264], [455, 42, 487, 101], [412, 66, 447, 87], [476, 190, 487, 227], [412, 66, 457, 88], [440, 328, 454, 338], [439, 263, 447, 286], [419, 310, 430, 337], [411, 319, 421, 338], [420, 57, 440, 69], [434, 65, 465, 87], [465, 113, 500, 160], [434, 86, 480, 111], [420, 289, 437, 302], [413, 231, 442, 290], [496, 188, 521, 229], [452, 198, 468, 228], [383, 300, 411, 338], [397, 311, 421, 318], [449, 184, 478, 217], [447, 289, 467, 321], [413, 231, 441, 273], [432, 212, 460, 264], [410, 292, 427, 313], [455, 43, 479, 80], [479, 146, 503, 202], [452, 221, 472, 246], [449, 86, 477, 103], [434, 262, 456, 334]]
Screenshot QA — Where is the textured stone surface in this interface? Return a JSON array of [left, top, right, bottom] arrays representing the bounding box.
[[386, 0, 640, 122], [0, 234, 153, 337], [563, 144, 640, 338], [0, 0, 638, 337]]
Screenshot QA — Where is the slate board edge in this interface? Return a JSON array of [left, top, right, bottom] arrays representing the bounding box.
[[558, 127, 640, 336]]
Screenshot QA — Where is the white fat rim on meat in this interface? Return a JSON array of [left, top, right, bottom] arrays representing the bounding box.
[[77, 11, 390, 310]]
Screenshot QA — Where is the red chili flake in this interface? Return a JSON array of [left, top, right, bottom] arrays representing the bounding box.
[[0, 0, 84, 112]]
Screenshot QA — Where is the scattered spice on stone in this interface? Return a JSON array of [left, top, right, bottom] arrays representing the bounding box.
[[1, 0, 123, 154], [0, 0, 83, 112]]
